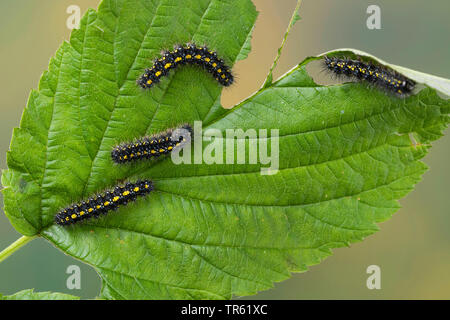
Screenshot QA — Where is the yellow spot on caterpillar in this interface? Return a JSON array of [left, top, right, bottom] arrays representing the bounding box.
[[80, 211, 85, 216], [212, 63, 217, 67], [217, 69, 222, 73], [155, 71, 162, 77], [159, 149, 165, 153], [204, 57, 210, 62], [133, 187, 140, 192], [195, 55, 201, 59], [123, 191, 130, 196], [164, 63, 172, 69], [175, 57, 182, 62], [96, 205, 101, 209], [71, 214, 77, 219], [65, 217, 70, 221], [88, 208, 93, 213], [123, 155, 128, 160], [130, 154, 134, 158], [167, 146, 173, 150], [113, 196, 120, 202], [151, 150, 156, 154], [221, 74, 226, 79], [185, 54, 192, 59], [147, 80, 152, 85], [145, 184, 149, 189], [104, 201, 110, 206]]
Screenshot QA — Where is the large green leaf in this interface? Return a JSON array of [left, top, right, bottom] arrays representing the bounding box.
[[1, 0, 449, 300]]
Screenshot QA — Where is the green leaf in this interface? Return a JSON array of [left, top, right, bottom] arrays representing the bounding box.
[[0, 289, 80, 300], [2, 0, 449, 301], [292, 12, 301, 25]]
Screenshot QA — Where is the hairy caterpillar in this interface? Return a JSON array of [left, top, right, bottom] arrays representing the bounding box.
[[137, 43, 233, 88], [55, 180, 153, 226], [323, 56, 415, 96], [111, 125, 192, 164]]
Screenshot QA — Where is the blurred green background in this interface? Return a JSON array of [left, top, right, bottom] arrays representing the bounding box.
[[0, 0, 449, 299]]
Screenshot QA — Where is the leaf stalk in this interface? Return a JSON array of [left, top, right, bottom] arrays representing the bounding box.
[[0, 235, 38, 264]]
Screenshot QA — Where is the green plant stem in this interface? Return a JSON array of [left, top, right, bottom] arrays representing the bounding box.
[[263, 0, 302, 88], [0, 235, 38, 264]]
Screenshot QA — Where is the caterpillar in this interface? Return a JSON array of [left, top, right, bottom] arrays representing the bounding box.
[[111, 124, 192, 164], [137, 43, 233, 88], [323, 56, 416, 96], [55, 180, 153, 226]]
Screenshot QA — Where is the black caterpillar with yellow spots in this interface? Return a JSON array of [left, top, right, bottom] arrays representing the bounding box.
[[111, 124, 192, 164], [324, 56, 415, 96], [55, 180, 153, 226], [137, 43, 233, 88]]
